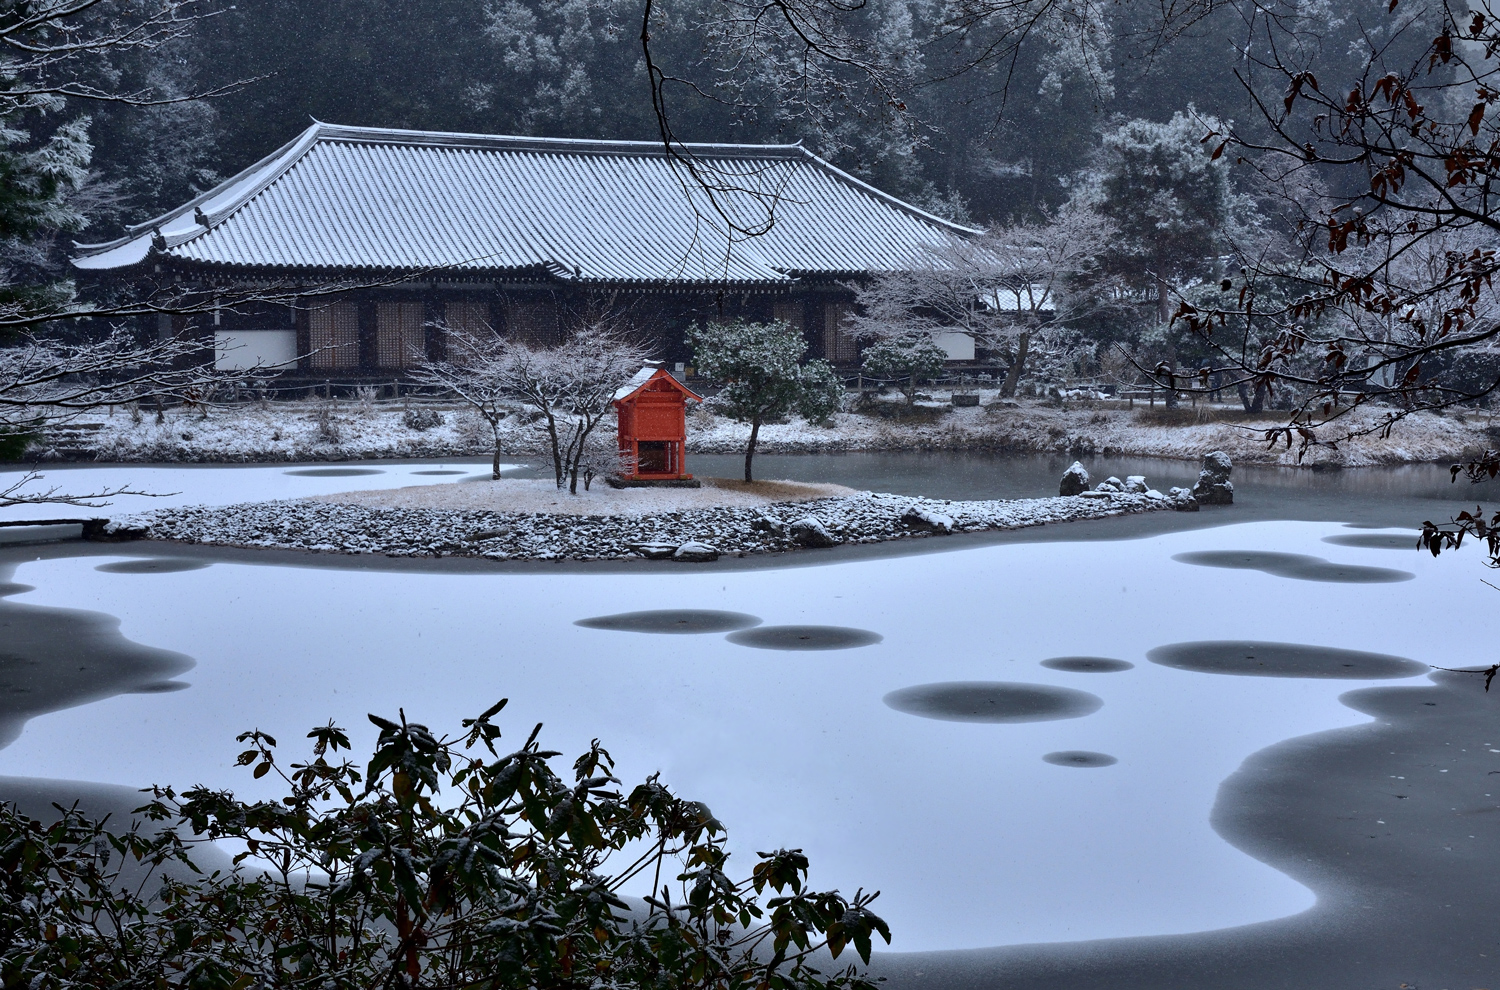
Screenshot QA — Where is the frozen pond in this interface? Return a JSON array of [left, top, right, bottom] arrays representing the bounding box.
[[0, 459, 521, 524], [1, 453, 1496, 978]]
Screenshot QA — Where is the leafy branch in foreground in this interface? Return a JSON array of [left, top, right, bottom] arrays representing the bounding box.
[[0, 700, 889, 990]]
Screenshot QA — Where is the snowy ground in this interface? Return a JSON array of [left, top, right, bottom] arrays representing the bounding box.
[[0, 459, 517, 523], [315, 476, 854, 514], [27, 394, 1493, 467], [0, 518, 1482, 952]]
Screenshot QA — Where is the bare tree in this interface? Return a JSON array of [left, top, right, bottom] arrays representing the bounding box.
[[0, 327, 256, 509], [498, 324, 652, 495], [849, 206, 1118, 396], [1168, 0, 1500, 456], [409, 323, 513, 481]]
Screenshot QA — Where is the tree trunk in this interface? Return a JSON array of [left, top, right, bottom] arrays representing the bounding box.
[[1164, 361, 1178, 409], [542, 408, 564, 488], [490, 424, 502, 481], [566, 418, 598, 495], [1000, 332, 1030, 398], [1236, 380, 1253, 412], [745, 416, 761, 483]]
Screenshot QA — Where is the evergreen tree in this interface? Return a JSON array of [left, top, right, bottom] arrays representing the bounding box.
[[689, 320, 842, 482]]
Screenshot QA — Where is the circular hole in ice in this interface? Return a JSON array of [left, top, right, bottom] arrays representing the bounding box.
[[1172, 549, 1413, 584], [1147, 640, 1427, 679], [95, 558, 211, 575], [1321, 533, 1421, 550], [1040, 656, 1134, 673], [575, 610, 761, 634], [726, 625, 882, 651], [1043, 750, 1118, 768], [284, 467, 385, 477], [126, 681, 191, 694], [883, 681, 1102, 723], [411, 470, 467, 476]]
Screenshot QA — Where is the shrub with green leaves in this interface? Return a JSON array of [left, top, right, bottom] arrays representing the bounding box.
[[0, 701, 888, 990], [860, 336, 949, 407], [688, 320, 844, 482]]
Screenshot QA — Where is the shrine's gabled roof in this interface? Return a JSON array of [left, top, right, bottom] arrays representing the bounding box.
[[613, 367, 703, 403], [73, 122, 977, 286]]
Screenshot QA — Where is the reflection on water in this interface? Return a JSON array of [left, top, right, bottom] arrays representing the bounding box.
[[1147, 641, 1428, 679], [1322, 533, 1421, 550], [284, 467, 384, 477], [1041, 657, 1135, 673], [726, 625, 882, 650], [1173, 550, 1414, 584], [96, 558, 212, 575], [884, 682, 1103, 723], [576, 609, 761, 634], [0, 566, 195, 747], [1043, 750, 1118, 768]]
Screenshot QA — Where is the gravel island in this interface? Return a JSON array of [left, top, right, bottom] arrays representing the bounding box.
[[126, 478, 1183, 561]]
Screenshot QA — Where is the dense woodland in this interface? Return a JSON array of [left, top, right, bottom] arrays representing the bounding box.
[[67, 0, 1423, 231]]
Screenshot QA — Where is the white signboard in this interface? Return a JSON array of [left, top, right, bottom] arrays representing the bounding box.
[[932, 330, 975, 361], [214, 330, 298, 371]]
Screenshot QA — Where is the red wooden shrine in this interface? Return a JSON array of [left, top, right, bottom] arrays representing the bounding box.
[[613, 368, 702, 481]]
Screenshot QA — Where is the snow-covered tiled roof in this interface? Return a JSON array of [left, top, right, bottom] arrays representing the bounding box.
[[613, 366, 702, 402], [73, 122, 977, 285]]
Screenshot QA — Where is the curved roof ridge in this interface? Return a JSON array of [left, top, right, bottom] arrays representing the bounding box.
[[74, 123, 324, 254], [311, 121, 809, 159]]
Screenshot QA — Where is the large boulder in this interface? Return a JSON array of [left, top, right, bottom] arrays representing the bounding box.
[[1167, 486, 1200, 511], [672, 541, 720, 562], [1095, 476, 1125, 493], [751, 514, 790, 538], [790, 516, 839, 548], [1123, 475, 1149, 494], [1059, 461, 1090, 496], [1192, 451, 1234, 505], [902, 507, 955, 534], [631, 541, 679, 560]]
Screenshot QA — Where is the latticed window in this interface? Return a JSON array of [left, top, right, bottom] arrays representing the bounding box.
[[444, 299, 491, 336], [824, 301, 858, 363], [507, 297, 561, 347], [376, 301, 425, 368], [772, 298, 804, 330], [439, 299, 491, 362], [308, 301, 359, 369]]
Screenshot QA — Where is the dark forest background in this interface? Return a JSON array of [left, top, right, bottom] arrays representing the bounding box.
[[78, 0, 1402, 239]]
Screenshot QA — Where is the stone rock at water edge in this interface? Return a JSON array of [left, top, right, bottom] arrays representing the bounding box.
[[672, 541, 720, 562], [1059, 461, 1090, 496], [902, 507, 955, 534], [1167, 487, 1200, 512], [789, 516, 839, 548], [1191, 450, 1234, 505]]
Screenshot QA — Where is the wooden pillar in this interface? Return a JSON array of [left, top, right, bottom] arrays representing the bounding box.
[[423, 296, 445, 363], [357, 297, 378, 371], [294, 298, 311, 372]]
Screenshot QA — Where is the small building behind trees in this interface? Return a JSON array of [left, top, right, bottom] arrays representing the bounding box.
[[613, 368, 701, 482], [72, 122, 975, 379]]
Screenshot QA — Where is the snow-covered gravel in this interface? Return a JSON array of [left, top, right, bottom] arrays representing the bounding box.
[[313, 477, 855, 515], [131, 489, 1178, 560]]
